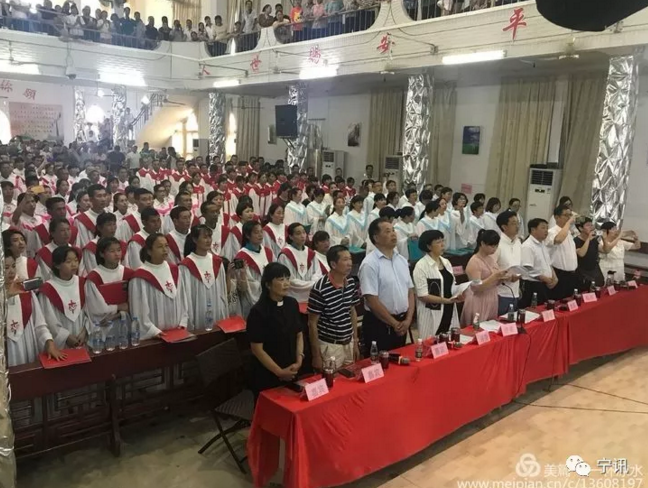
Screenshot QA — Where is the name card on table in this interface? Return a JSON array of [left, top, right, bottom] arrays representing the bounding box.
[[500, 322, 518, 337], [582, 292, 597, 303], [607, 286, 617, 296], [304, 378, 329, 401], [431, 342, 449, 358], [475, 330, 491, 345], [541, 310, 555, 322], [361, 363, 384, 383], [567, 300, 578, 311], [628, 280, 638, 289], [452, 266, 464, 275]]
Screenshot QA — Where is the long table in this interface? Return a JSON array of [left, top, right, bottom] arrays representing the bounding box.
[[247, 286, 648, 488]]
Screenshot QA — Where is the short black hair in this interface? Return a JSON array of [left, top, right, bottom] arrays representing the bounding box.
[[135, 188, 153, 199], [474, 193, 485, 202], [509, 197, 520, 207], [174, 191, 192, 206], [553, 204, 571, 218], [141, 207, 159, 222], [48, 217, 69, 236], [96, 237, 121, 266], [260, 262, 291, 298], [528, 218, 548, 234], [496, 210, 517, 231], [418, 230, 445, 253], [600, 221, 617, 232], [326, 244, 349, 266], [470, 201, 483, 213], [170, 205, 190, 221], [368, 217, 390, 245], [51, 246, 79, 278], [96, 211, 117, 236], [379, 207, 397, 219], [486, 197, 501, 213], [45, 196, 66, 211]]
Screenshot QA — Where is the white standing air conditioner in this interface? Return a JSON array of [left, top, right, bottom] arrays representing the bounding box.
[[383, 155, 403, 188], [321, 150, 346, 178], [525, 168, 563, 223], [193, 138, 209, 158]]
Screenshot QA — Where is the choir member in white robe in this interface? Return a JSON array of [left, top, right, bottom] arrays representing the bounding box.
[[116, 189, 154, 242], [124, 208, 162, 269], [466, 202, 486, 248], [483, 197, 501, 233], [162, 192, 199, 234], [400, 189, 420, 213], [32, 197, 78, 250], [278, 224, 322, 303], [508, 198, 525, 239], [284, 188, 310, 228], [417, 201, 440, 236], [325, 197, 351, 247], [113, 193, 130, 223], [312, 230, 331, 275], [180, 225, 231, 330], [4, 251, 65, 366], [75, 184, 107, 248], [3, 229, 40, 280], [79, 212, 124, 277], [129, 233, 188, 340], [394, 207, 417, 260], [12, 192, 46, 258], [367, 193, 387, 227], [263, 203, 287, 260], [346, 196, 368, 249], [153, 184, 174, 220], [306, 189, 330, 239], [39, 246, 92, 349], [200, 200, 230, 257], [223, 201, 256, 261], [234, 221, 274, 318], [450, 192, 470, 250], [434, 199, 455, 250], [85, 237, 134, 340], [165, 206, 191, 265], [36, 218, 80, 281]]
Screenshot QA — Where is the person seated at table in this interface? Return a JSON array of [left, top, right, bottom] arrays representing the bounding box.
[[80, 212, 124, 277], [263, 203, 287, 260], [417, 200, 439, 236], [39, 246, 91, 349], [2, 228, 39, 280], [599, 220, 641, 283], [574, 216, 604, 288], [223, 200, 256, 261], [235, 221, 275, 317], [247, 262, 304, 398], [325, 196, 351, 247], [129, 233, 188, 340], [413, 230, 463, 338], [519, 218, 557, 308], [278, 223, 322, 303], [124, 207, 162, 269], [180, 225, 231, 331], [394, 206, 417, 260], [5, 249, 66, 367], [85, 237, 133, 338], [460, 230, 508, 325], [312, 230, 331, 275], [306, 188, 329, 239]]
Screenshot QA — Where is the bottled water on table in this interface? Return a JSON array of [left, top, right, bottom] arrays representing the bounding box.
[[91, 322, 103, 355], [370, 341, 379, 364], [118, 316, 129, 350], [205, 299, 214, 332], [131, 316, 141, 347], [105, 321, 116, 352]]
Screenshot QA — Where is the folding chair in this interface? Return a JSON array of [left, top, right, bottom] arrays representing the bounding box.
[[196, 339, 254, 473]]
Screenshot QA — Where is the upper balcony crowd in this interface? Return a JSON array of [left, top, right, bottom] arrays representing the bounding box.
[[0, 0, 523, 55]]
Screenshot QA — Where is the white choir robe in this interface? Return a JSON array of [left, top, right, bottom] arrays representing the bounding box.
[[258, 186, 272, 217], [204, 220, 230, 258], [262, 223, 286, 260], [36, 242, 78, 281], [416, 216, 438, 236], [75, 209, 104, 248], [137, 169, 156, 192], [324, 213, 350, 246], [284, 201, 309, 228], [483, 212, 500, 233], [306, 201, 328, 239], [180, 253, 229, 331], [394, 221, 416, 260], [222, 195, 239, 224], [32, 220, 79, 251], [114, 210, 128, 224], [434, 212, 455, 249], [465, 215, 485, 248], [223, 222, 244, 261], [85, 265, 134, 339], [450, 209, 469, 249], [19, 213, 46, 258], [277, 245, 322, 303], [129, 261, 188, 340], [125, 230, 150, 269], [154, 199, 173, 219], [16, 255, 40, 281], [2, 199, 16, 228], [117, 211, 142, 243], [165, 229, 188, 265], [235, 246, 273, 318], [162, 209, 199, 235], [398, 195, 409, 209], [39, 275, 91, 349], [516, 212, 525, 240], [6, 292, 52, 367], [79, 239, 127, 277], [315, 251, 330, 275], [346, 210, 367, 248], [363, 193, 375, 219], [248, 185, 261, 215]]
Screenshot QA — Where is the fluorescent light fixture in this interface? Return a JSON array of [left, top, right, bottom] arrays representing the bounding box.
[[442, 50, 506, 65], [212, 79, 240, 88], [299, 65, 338, 80], [99, 71, 147, 87], [141, 95, 150, 105], [0, 61, 40, 75], [97, 88, 105, 97]]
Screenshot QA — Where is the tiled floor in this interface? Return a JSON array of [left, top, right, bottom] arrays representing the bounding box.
[[17, 348, 648, 488]]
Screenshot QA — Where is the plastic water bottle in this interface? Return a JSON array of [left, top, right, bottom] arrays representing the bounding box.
[[205, 299, 214, 332], [507, 303, 515, 322], [369, 341, 379, 364], [590, 280, 596, 293], [531, 292, 538, 309], [104, 321, 116, 352], [118, 316, 129, 350], [415, 339, 423, 362], [472, 313, 481, 331], [91, 322, 103, 355], [131, 316, 141, 347]]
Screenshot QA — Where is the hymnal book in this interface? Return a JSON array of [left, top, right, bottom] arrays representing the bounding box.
[[99, 281, 128, 305], [217, 316, 246, 333], [39, 348, 91, 369], [160, 327, 195, 343]]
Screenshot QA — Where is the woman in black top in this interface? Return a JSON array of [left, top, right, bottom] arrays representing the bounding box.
[[247, 262, 304, 397], [574, 216, 604, 287]]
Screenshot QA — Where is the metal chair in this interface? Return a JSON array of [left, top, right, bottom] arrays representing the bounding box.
[[196, 339, 254, 473]]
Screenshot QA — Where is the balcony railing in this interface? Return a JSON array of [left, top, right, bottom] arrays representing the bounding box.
[[405, 0, 522, 21]]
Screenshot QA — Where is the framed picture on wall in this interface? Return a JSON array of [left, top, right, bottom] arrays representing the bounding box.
[[347, 123, 360, 147], [268, 124, 277, 145], [462, 126, 481, 155]]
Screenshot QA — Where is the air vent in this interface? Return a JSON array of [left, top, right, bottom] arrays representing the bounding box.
[[322, 151, 335, 163], [385, 157, 401, 170], [530, 169, 554, 186]]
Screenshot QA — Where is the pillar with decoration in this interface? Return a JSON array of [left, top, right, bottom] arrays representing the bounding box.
[[401, 74, 432, 190]]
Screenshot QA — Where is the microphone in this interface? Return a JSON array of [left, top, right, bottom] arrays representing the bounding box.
[[502, 282, 527, 334]]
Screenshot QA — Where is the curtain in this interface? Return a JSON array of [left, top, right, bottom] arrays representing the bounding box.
[[173, 0, 201, 22], [367, 89, 404, 178], [236, 96, 260, 161], [485, 77, 556, 208], [428, 82, 457, 186], [559, 73, 607, 214]]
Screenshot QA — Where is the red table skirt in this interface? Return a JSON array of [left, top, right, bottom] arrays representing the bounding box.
[[248, 287, 648, 488]]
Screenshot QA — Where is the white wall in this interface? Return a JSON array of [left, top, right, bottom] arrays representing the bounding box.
[[258, 93, 371, 183]]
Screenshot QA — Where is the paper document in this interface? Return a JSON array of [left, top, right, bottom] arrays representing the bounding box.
[[479, 320, 502, 332], [451, 281, 475, 299], [507, 265, 541, 280], [459, 334, 474, 345]]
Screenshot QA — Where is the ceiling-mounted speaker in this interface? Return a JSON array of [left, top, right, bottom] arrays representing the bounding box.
[[537, 0, 648, 31]]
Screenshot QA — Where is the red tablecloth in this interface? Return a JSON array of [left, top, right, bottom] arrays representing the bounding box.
[[248, 286, 648, 488]]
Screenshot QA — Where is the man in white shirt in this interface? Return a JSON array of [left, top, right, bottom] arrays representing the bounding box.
[[242, 1, 258, 34], [126, 144, 141, 171], [546, 204, 578, 300], [495, 210, 522, 315], [520, 218, 558, 308]]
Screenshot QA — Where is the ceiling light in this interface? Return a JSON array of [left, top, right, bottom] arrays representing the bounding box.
[[212, 79, 241, 88], [97, 88, 105, 97], [442, 50, 506, 65], [99, 71, 146, 87], [141, 95, 150, 105], [299, 65, 338, 80]]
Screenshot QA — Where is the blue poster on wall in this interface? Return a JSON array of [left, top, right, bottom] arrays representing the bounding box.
[[462, 126, 481, 155]]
